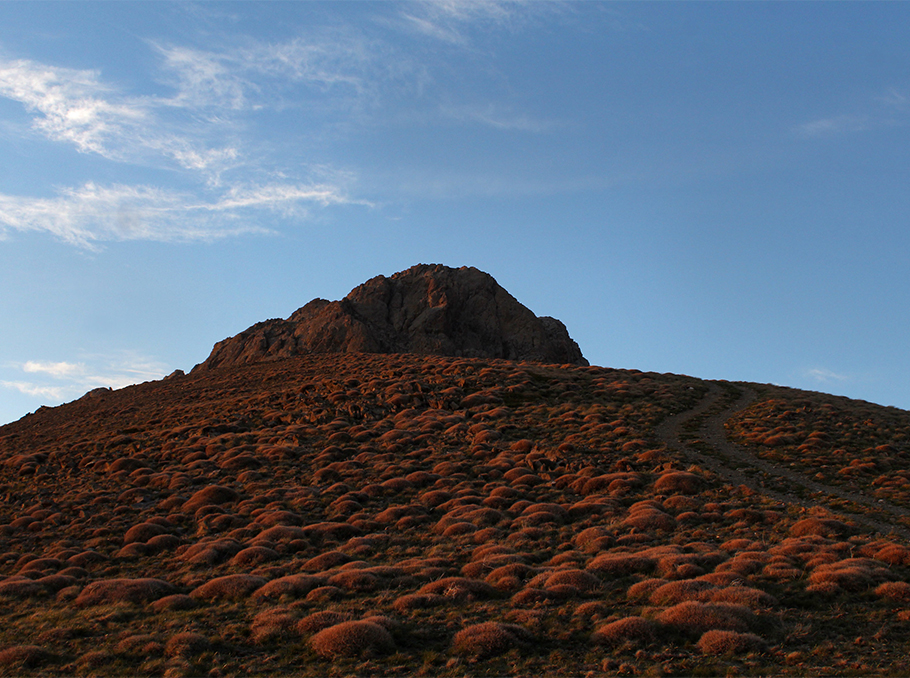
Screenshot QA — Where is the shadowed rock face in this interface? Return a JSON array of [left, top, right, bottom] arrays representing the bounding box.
[[195, 264, 587, 371]]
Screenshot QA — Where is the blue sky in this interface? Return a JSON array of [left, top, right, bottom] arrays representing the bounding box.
[[1, 1, 909, 425]]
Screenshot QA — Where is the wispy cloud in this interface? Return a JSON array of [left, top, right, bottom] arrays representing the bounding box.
[[150, 30, 396, 114], [1, 381, 66, 400], [0, 58, 239, 177], [795, 115, 869, 138], [0, 180, 364, 248], [22, 361, 86, 379], [806, 367, 850, 384], [2, 352, 172, 407], [441, 103, 555, 132], [796, 87, 909, 138], [398, 0, 524, 45]]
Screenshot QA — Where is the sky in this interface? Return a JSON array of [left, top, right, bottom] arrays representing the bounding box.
[[1, 1, 909, 425]]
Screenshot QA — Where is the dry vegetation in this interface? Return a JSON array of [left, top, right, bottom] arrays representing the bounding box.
[[728, 387, 910, 509], [0, 353, 909, 676]]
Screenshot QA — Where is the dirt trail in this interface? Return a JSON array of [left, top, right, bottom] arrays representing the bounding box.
[[656, 383, 910, 540]]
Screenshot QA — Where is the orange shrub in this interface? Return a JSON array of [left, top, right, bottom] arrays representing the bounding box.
[[789, 518, 849, 538], [0, 579, 46, 599], [180, 539, 243, 566], [391, 593, 447, 613], [297, 611, 350, 634], [710, 586, 778, 608], [252, 574, 325, 602], [649, 580, 716, 605], [627, 578, 666, 602], [658, 601, 754, 634], [697, 629, 766, 655], [874, 581, 910, 604], [653, 472, 703, 495], [418, 577, 496, 600], [310, 621, 394, 659], [592, 616, 657, 646], [182, 485, 240, 512], [621, 508, 675, 532], [586, 553, 655, 577], [543, 569, 601, 594], [302, 550, 351, 571], [807, 559, 888, 592], [486, 563, 536, 590], [122, 522, 170, 545], [165, 632, 209, 658], [229, 546, 278, 566], [251, 607, 296, 644], [190, 574, 267, 601], [874, 544, 910, 566], [762, 564, 803, 581], [74, 578, 176, 607], [451, 622, 532, 659], [0, 645, 50, 669], [150, 594, 197, 612]]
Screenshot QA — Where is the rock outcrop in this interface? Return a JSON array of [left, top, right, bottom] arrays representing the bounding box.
[[195, 264, 587, 371]]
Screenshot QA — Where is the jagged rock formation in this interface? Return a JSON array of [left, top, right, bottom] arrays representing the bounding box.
[[195, 264, 587, 371]]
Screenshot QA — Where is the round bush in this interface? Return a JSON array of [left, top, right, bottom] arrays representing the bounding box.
[[74, 578, 176, 607], [297, 610, 351, 634], [190, 574, 267, 601], [310, 621, 394, 659], [649, 580, 716, 605], [697, 629, 766, 655], [180, 539, 243, 566], [229, 546, 279, 566], [418, 576, 496, 600], [658, 601, 754, 634], [122, 522, 170, 545], [252, 574, 325, 602], [0, 578, 46, 598], [0, 645, 50, 669], [451, 622, 532, 659], [183, 485, 240, 512], [251, 607, 296, 644], [544, 569, 601, 593], [165, 632, 210, 658], [874, 581, 910, 604], [592, 616, 657, 646], [587, 553, 655, 577], [710, 586, 778, 608], [789, 518, 848, 538], [653, 471, 703, 495]]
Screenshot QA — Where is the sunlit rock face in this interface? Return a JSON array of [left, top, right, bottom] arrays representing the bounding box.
[[195, 264, 588, 371]]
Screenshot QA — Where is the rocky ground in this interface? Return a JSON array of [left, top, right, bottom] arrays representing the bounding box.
[[1, 352, 910, 676]]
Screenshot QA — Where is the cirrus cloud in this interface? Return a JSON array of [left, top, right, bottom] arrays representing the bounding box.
[[1, 352, 172, 408], [0, 58, 239, 177], [0, 180, 365, 248]]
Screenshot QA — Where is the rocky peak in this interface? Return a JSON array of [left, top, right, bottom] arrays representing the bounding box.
[[195, 264, 587, 371]]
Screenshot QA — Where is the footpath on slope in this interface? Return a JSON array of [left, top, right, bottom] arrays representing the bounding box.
[[655, 383, 910, 540]]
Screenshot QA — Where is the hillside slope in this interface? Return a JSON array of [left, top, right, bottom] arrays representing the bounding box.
[[1, 353, 910, 676]]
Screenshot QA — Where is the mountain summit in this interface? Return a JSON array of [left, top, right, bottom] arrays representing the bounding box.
[[195, 264, 587, 371]]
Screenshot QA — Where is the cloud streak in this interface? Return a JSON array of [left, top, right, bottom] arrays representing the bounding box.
[[795, 115, 869, 138], [398, 0, 525, 45], [0, 180, 364, 248], [0, 11, 560, 248], [796, 87, 909, 138], [0, 58, 240, 177], [806, 367, 850, 384], [2, 352, 172, 408], [441, 103, 555, 132]]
